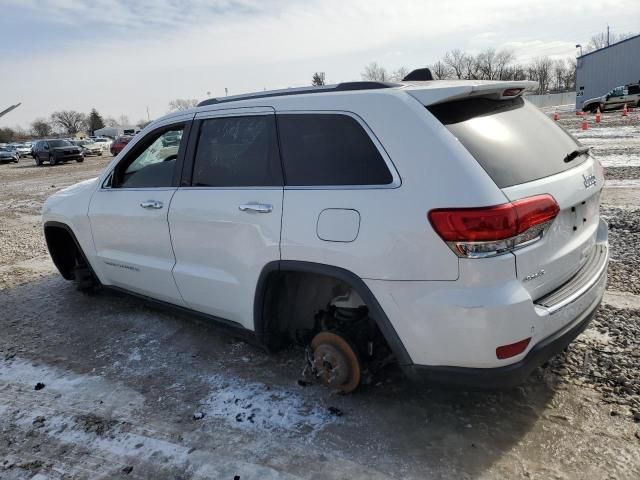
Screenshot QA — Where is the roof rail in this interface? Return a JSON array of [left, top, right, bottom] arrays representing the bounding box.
[[197, 81, 400, 107]]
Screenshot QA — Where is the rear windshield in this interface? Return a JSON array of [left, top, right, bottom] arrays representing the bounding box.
[[428, 97, 583, 188]]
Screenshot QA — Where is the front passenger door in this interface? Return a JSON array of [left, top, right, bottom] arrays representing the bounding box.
[[88, 119, 191, 305]]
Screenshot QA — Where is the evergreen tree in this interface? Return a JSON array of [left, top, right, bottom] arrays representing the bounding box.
[[87, 108, 105, 134]]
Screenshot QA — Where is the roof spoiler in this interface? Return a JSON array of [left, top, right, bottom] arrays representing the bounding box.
[[406, 80, 538, 106]]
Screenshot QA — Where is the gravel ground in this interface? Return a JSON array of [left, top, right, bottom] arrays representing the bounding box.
[[1, 115, 640, 479], [601, 207, 640, 295]]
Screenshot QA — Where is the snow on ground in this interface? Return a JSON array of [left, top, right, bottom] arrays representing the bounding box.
[[573, 125, 640, 139], [605, 179, 640, 188], [596, 154, 640, 167], [201, 374, 337, 436]]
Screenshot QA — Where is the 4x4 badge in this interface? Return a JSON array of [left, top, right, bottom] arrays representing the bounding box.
[[583, 174, 597, 189]]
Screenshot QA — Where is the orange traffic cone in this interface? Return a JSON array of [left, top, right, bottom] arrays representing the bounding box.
[[622, 104, 628, 116], [595, 107, 601, 123], [581, 118, 589, 130], [553, 111, 560, 121]]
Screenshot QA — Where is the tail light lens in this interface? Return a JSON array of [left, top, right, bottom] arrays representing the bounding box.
[[428, 194, 559, 258]]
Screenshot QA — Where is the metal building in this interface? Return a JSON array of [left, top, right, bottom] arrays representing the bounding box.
[[575, 33, 640, 109]]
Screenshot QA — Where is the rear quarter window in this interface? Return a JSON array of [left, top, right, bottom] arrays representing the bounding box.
[[277, 114, 393, 186], [428, 97, 583, 188]]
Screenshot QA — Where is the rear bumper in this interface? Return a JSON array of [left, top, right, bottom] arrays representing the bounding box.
[[402, 289, 601, 388], [366, 219, 609, 388]]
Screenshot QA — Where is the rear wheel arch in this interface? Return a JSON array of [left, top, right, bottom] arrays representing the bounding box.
[[253, 260, 412, 365]]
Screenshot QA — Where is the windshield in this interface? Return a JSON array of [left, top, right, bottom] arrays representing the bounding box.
[[48, 140, 72, 147], [428, 97, 584, 188]]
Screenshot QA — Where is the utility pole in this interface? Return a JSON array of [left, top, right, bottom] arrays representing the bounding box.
[[607, 24, 610, 47], [146, 106, 150, 121]]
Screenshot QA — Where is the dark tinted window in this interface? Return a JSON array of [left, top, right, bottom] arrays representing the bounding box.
[[192, 115, 282, 187], [49, 140, 72, 147], [428, 98, 583, 188], [628, 85, 640, 95], [278, 114, 392, 186], [112, 125, 184, 188]]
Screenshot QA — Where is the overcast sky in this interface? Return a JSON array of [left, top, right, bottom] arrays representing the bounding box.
[[1, 0, 638, 128]]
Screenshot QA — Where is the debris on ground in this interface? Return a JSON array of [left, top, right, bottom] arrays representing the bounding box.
[[34, 382, 45, 391]]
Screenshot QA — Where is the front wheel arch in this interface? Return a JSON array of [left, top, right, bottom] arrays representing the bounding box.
[[44, 222, 99, 289]]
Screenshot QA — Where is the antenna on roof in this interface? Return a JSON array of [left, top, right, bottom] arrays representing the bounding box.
[[402, 68, 434, 81]]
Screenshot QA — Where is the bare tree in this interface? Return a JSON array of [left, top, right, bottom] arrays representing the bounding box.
[[390, 67, 410, 82], [494, 49, 515, 80], [462, 54, 480, 80], [104, 117, 119, 127], [117, 114, 130, 127], [311, 72, 326, 86], [563, 58, 577, 91], [31, 118, 52, 137], [476, 48, 513, 80], [586, 31, 636, 52], [443, 49, 469, 79], [429, 61, 452, 80], [528, 57, 553, 94], [361, 62, 388, 82], [136, 119, 152, 129], [168, 99, 199, 112], [50, 111, 87, 135]]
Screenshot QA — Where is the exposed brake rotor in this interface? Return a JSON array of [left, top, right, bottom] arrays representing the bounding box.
[[310, 331, 361, 393]]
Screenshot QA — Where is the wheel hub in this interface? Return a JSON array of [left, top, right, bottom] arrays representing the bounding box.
[[310, 331, 361, 393]]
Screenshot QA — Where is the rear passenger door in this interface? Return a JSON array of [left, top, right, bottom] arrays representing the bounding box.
[[169, 108, 283, 328]]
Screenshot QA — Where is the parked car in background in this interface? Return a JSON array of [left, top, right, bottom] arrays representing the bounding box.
[[110, 136, 132, 156], [93, 137, 113, 152], [11, 143, 33, 157], [42, 77, 608, 392], [72, 139, 102, 156], [32, 139, 84, 166], [582, 83, 640, 112], [0, 145, 20, 163]]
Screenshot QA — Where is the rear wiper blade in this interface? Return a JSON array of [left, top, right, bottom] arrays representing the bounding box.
[[564, 146, 590, 163]]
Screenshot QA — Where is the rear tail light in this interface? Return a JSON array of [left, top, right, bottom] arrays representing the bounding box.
[[428, 194, 559, 258]]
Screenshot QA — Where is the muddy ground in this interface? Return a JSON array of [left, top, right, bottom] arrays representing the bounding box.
[[1, 112, 639, 479]]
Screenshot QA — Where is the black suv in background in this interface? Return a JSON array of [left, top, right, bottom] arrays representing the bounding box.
[[32, 139, 84, 166]]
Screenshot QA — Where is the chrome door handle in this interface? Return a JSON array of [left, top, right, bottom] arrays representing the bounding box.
[[239, 203, 273, 213], [140, 200, 163, 209]]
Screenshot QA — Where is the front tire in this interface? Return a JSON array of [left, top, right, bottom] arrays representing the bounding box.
[[76, 156, 84, 163], [13, 156, 19, 163], [72, 264, 99, 292], [49, 154, 56, 166], [35, 154, 42, 166]]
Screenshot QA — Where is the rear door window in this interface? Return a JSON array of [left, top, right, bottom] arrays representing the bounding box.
[[428, 97, 583, 188], [277, 114, 393, 186], [191, 115, 282, 187]]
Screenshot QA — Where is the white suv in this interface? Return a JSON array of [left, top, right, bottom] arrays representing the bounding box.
[[42, 76, 608, 392]]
